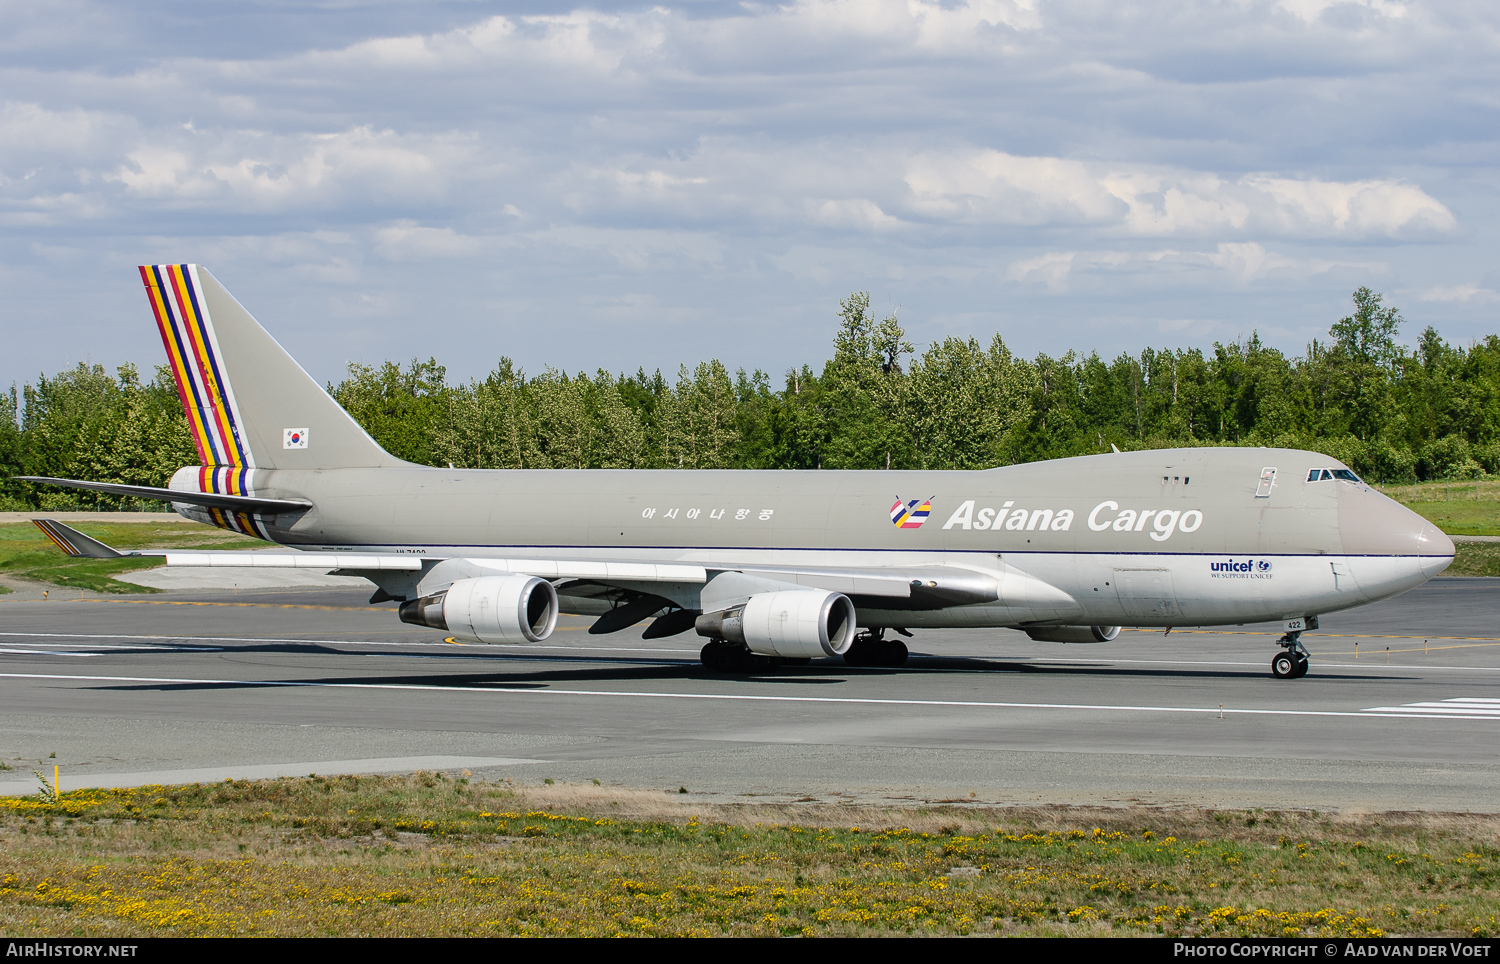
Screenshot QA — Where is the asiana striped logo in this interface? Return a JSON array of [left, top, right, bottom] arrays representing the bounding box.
[[890, 496, 934, 529]]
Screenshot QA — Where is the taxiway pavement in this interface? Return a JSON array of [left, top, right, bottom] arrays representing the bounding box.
[[1, 578, 1497, 812]]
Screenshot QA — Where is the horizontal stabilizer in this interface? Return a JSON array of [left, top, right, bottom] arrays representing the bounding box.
[[32, 519, 124, 559], [17, 477, 311, 516]]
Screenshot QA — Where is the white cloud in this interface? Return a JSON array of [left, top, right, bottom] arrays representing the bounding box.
[[1006, 242, 1386, 292], [104, 127, 465, 212], [808, 197, 902, 231], [1275, 0, 1411, 23], [783, 0, 1042, 47], [1242, 176, 1455, 237], [906, 151, 1123, 225], [373, 221, 486, 261], [325, 10, 662, 75], [906, 150, 1454, 239], [1417, 283, 1500, 304]]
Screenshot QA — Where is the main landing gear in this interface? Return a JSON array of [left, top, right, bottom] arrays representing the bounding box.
[[1271, 617, 1316, 679], [842, 629, 909, 668], [698, 629, 913, 673], [699, 638, 811, 674]]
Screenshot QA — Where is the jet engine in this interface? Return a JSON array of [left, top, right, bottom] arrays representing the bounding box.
[[1024, 625, 1121, 644], [399, 575, 558, 643], [695, 589, 856, 659]]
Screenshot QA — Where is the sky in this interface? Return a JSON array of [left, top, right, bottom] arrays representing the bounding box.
[[2, 0, 1497, 390]]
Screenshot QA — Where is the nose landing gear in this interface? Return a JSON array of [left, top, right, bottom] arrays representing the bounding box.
[[1271, 617, 1315, 679]]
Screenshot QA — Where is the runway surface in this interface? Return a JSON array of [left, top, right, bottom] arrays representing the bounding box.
[[1, 577, 1498, 811]]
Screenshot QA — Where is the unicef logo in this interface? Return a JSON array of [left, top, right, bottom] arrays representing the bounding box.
[[1256, 560, 1273, 572]]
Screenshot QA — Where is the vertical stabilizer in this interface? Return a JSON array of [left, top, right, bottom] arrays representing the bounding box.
[[140, 265, 392, 470]]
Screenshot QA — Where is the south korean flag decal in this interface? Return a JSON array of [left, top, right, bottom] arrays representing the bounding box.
[[283, 427, 310, 449]]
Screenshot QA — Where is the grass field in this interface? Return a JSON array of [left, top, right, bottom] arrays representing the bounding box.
[[1382, 479, 1500, 537], [1447, 542, 1500, 577], [0, 775, 1496, 937], [0, 520, 263, 593]]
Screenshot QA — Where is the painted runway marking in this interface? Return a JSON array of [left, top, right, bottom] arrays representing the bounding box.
[[1362, 698, 1500, 719], [3, 671, 1500, 722], [4, 633, 1500, 674]]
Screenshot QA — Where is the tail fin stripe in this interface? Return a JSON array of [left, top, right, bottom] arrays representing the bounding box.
[[144, 265, 252, 468], [142, 266, 215, 465], [151, 265, 227, 465], [176, 266, 247, 466], [167, 265, 243, 466], [162, 265, 226, 463], [33, 520, 81, 557]]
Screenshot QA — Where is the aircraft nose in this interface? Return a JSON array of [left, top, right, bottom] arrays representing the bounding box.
[[1417, 522, 1456, 577], [1337, 483, 1453, 573]]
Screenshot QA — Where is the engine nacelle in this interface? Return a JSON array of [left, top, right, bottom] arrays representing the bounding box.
[[1024, 625, 1121, 644], [399, 575, 558, 643], [695, 589, 856, 658]]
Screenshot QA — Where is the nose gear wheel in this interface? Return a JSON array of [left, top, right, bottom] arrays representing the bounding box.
[[1271, 630, 1311, 680]]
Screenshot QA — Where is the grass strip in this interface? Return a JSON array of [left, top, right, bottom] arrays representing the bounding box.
[[1, 775, 1496, 937], [1448, 542, 1500, 577], [1401, 501, 1500, 538]]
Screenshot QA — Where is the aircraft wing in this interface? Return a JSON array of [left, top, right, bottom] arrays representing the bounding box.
[[29, 521, 1039, 647], [29, 520, 1001, 605]]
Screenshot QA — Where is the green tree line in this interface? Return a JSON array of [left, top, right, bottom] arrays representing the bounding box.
[[4, 287, 1498, 510]]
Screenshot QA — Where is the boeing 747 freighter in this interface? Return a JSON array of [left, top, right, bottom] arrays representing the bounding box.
[[23, 265, 1455, 679]]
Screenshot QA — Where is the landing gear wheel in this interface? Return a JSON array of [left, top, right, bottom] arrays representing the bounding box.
[[1290, 653, 1309, 679], [700, 639, 777, 674], [843, 632, 909, 668], [1271, 651, 1296, 679]]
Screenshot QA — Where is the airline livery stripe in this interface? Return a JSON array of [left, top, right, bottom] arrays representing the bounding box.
[[149, 265, 225, 464], [170, 266, 240, 465], [178, 267, 243, 465], [32, 521, 79, 556], [140, 264, 250, 470], [143, 266, 216, 464], [176, 268, 237, 455], [166, 266, 226, 463]]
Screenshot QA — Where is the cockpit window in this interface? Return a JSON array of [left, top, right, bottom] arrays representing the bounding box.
[[1307, 467, 1362, 483], [1331, 469, 1361, 483]]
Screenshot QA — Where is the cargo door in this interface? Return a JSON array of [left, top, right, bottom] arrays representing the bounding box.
[[1113, 568, 1182, 619]]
